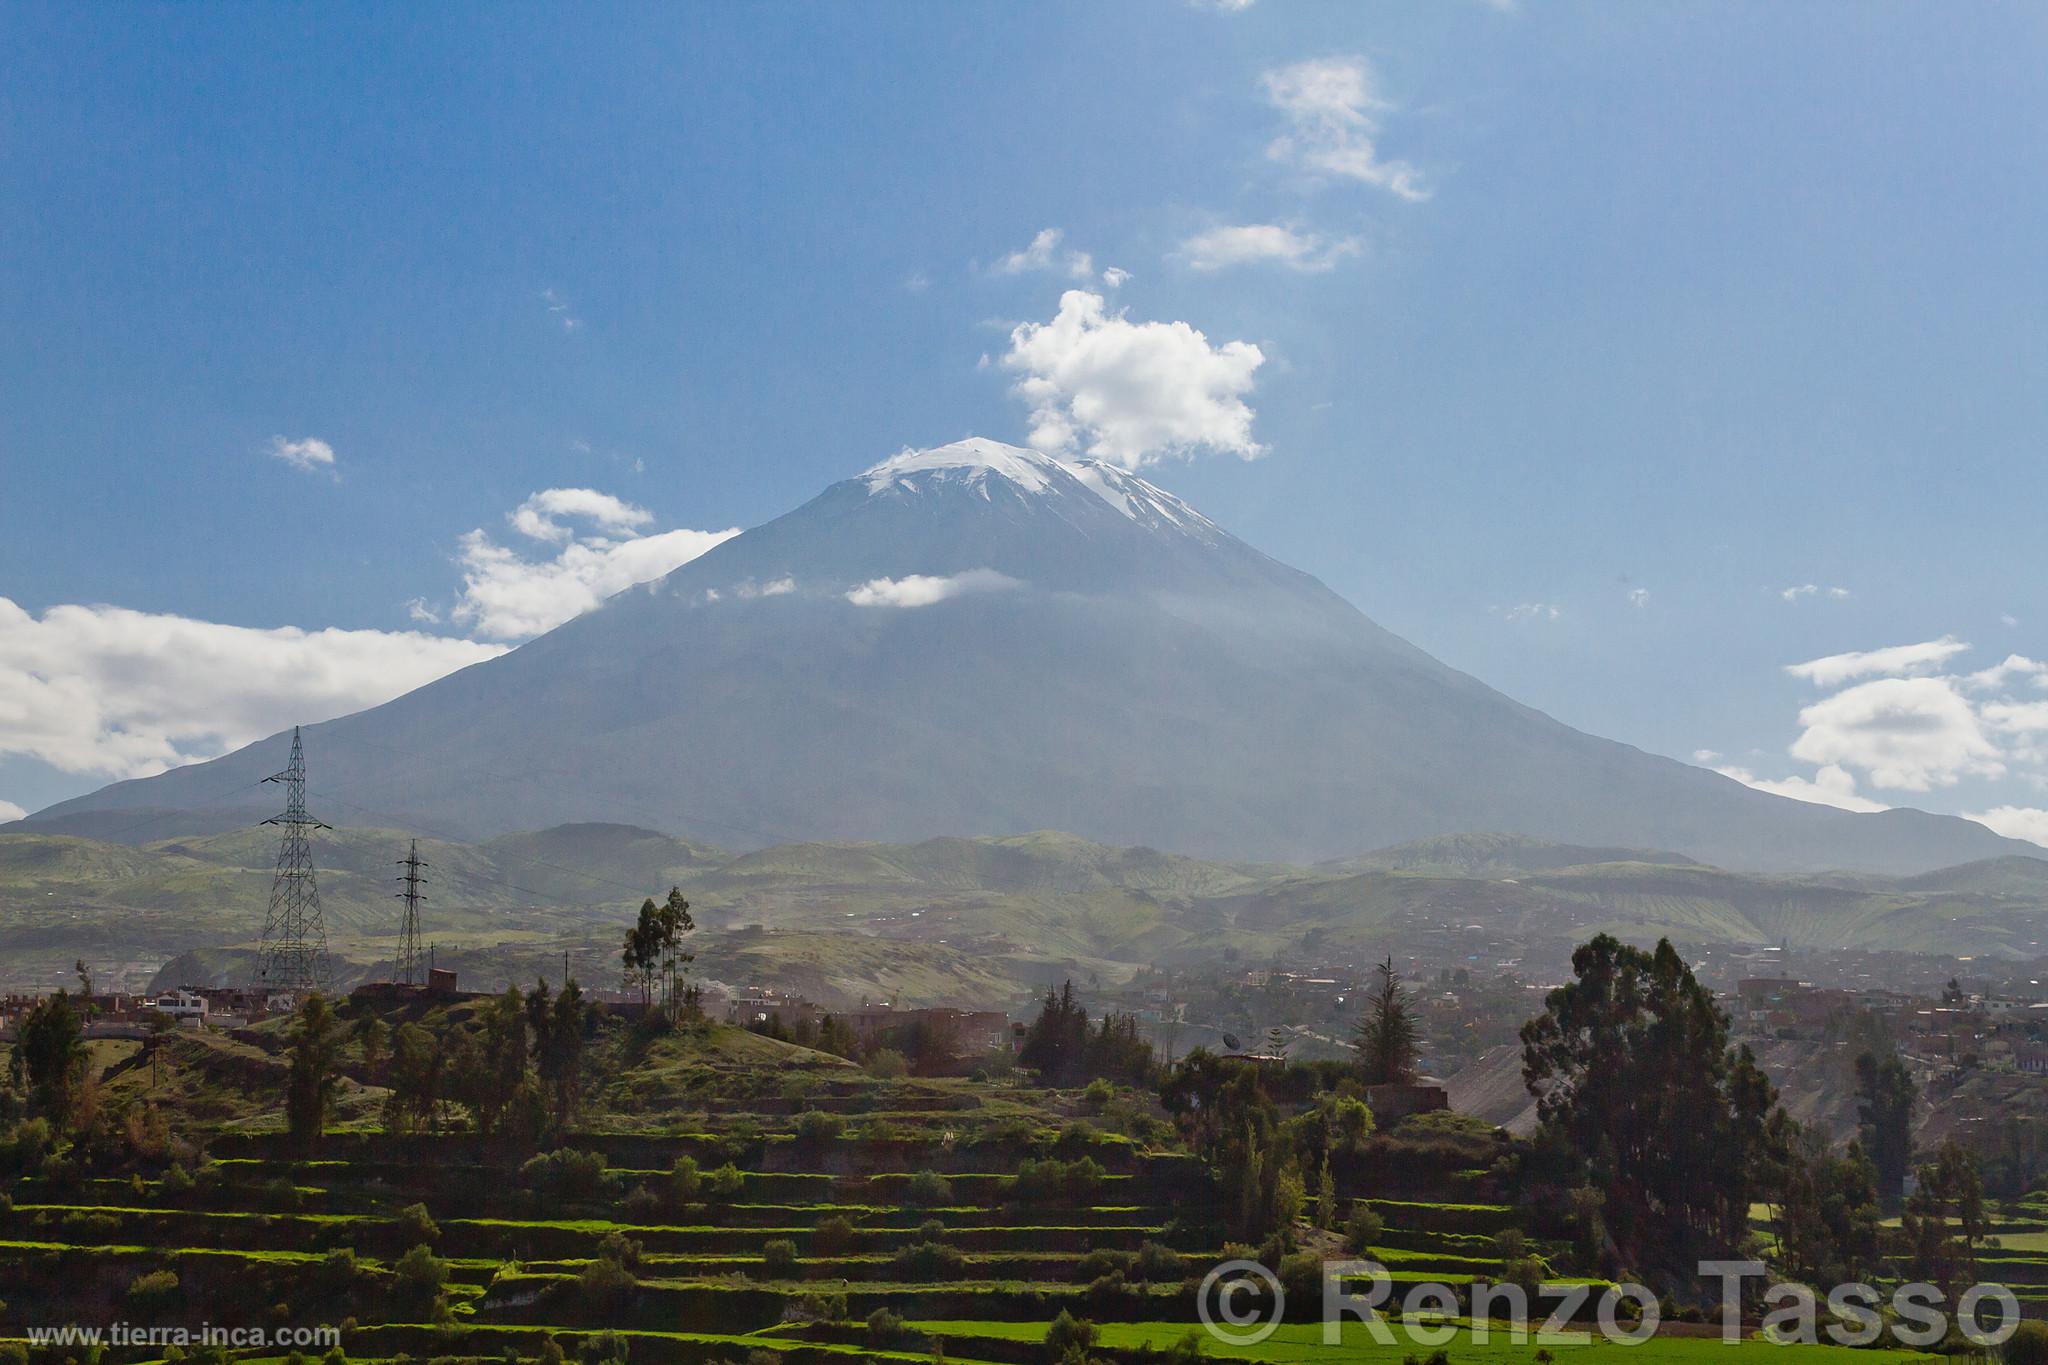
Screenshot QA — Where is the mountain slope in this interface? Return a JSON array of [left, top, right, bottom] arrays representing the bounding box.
[[23, 438, 2040, 874]]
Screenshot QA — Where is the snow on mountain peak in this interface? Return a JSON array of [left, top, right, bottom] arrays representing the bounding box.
[[862, 437, 1220, 539]]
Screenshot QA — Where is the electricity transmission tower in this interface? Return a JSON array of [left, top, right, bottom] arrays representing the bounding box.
[[395, 839, 428, 986], [255, 727, 332, 996]]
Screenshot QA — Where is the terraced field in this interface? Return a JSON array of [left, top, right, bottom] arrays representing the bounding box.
[[0, 1019, 1970, 1365]]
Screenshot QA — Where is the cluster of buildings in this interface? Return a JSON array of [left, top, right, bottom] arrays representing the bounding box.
[[1734, 973, 2048, 1077]]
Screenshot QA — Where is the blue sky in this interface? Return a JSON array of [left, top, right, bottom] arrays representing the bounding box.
[[5, 1, 2048, 842]]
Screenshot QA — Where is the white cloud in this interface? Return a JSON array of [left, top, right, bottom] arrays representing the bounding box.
[[1002, 290, 1264, 469], [452, 489, 738, 640], [1966, 806, 2048, 849], [1177, 224, 1362, 273], [1627, 588, 1650, 609], [992, 228, 1096, 281], [1497, 603, 1560, 622], [541, 287, 582, 332], [1101, 267, 1131, 289], [1190, 0, 1255, 10], [1785, 636, 1968, 688], [0, 597, 506, 781], [1966, 654, 2048, 692], [845, 569, 1022, 609], [266, 435, 337, 477], [1692, 749, 1721, 764], [1780, 583, 1851, 602], [1787, 676, 2003, 792], [404, 598, 440, 625], [0, 798, 25, 823], [725, 577, 796, 601], [508, 488, 652, 543], [1716, 762, 1888, 813], [1261, 56, 1427, 201]]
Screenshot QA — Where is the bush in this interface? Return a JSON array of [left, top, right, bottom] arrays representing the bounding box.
[[702, 1162, 746, 1200], [868, 1050, 909, 1080], [1133, 1241, 1183, 1283], [866, 1308, 905, 1344], [891, 1238, 965, 1280], [904, 1169, 953, 1206], [761, 1239, 800, 1279], [1044, 1312, 1096, 1363], [669, 1155, 702, 1205], [127, 1269, 181, 1313], [579, 1255, 636, 1311], [396, 1202, 439, 1243], [1277, 1251, 1323, 1309], [161, 1162, 195, 1198], [1343, 1204, 1384, 1252], [813, 1214, 856, 1256], [522, 1148, 610, 1202], [319, 1247, 361, 1293], [1082, 1078, 1114, 1111], [393, 1244, 449, 1305], [596, 1232, 644, 1272], [1074, 1249, 1133, 1283], [794, 1110, 843, 1147], [621, 1183, 664, 1220], [2009, 1321, 2048, 1365]]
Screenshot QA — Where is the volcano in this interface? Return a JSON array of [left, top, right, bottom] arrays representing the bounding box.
[[23, 439, 2035, 873]]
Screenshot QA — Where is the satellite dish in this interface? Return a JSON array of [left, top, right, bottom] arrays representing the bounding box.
[[1222, 1032, 1241, 1052]]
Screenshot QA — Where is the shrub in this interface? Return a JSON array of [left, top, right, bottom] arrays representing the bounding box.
[[1044, 1312, 1096, 1362], [794, 1110, 843, 1147], [1133, 1240, 1183, 1283], [2006, 1323, 2048, 1365], [522, 1148, 610, 1201], [866, 1308, 905, 1344], [813, 1214, 856, 1256], [1081, 1078, 1114, 1111], [1085, 1270, 1132, 1306], [1063, 1156, 1105, 1201], [127, 1269, 181, 1313], [396, 1202, 439, 1244], [319, 1247, 361, 1293], [904, 1169, 953, 1206], [1074, 1248, 1132, 1283], [161, 1162, 194, 1198], [621, 1183, 664, 1220], [393, 1244, 449, 1305], [867, 1050, 908, 1080], [892, 1238, 965, 1280], [761, 1239, 800, 1279], [1343, 1204, 1384, 1252], [702, 1162, 747, 1200], [578, 1329, 629, 1365], [596, 1232, 644, 1272], [1277, 1252, 1323, 1309], [669, 1155, 702, 1205], [579, 1255, 636, 1311]]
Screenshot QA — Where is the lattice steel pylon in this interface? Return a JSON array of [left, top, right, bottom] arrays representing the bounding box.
[[395, 839, 428, 986], [255, 726, 333, 995]]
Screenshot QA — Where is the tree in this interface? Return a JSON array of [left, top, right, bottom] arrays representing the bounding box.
[[14, 992, 88, 1130], [352, 1014, 388, 1082], [652, 886, 695, 1019], [1902, 1139, 1986, 1300], [1354, 956, 1420, 1086], [1520, 935, 1783, 1276], [1771, 1123, 1881, 1287], [286, 995, 346, 1153], [1854, 1050, 1916, 1207], [451, 987, 537, 1143], [1019, 981, 1091, 1085], [529, 978, 586, 1132], [384, 1022, 446, 1134]]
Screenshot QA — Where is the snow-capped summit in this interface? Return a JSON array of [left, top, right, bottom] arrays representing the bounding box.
[[862, 437, 1221, 542], [31, 435, 2039, 876]]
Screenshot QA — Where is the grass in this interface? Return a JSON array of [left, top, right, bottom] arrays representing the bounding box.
[[908, 1320, 1946, 1365]]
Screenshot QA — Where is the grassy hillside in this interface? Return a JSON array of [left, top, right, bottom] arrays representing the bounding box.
[[6, 824, 2048, 997]]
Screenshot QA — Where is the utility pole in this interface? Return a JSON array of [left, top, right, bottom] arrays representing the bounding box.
[[255, 727, 332, 996], [395, 840, 429, 986]]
